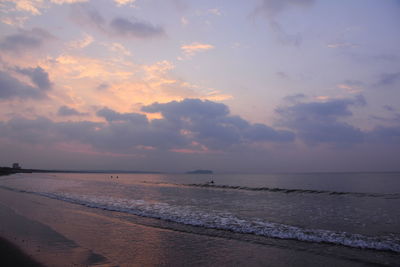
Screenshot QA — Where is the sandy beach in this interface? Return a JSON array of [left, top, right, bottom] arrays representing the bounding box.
[[2, 182, 397, 267]]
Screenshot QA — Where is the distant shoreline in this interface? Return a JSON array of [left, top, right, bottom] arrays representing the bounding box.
[[0, 167, 161, 176], [1, 167, 399, 177]]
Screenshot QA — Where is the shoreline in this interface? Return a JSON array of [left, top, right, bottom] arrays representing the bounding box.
[[1, 173, 399, 266], [0, 237, 44, 267], [0, 186, 368, 267]]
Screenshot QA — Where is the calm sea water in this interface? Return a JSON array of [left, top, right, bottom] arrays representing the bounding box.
[[1, 172, 400, 263]]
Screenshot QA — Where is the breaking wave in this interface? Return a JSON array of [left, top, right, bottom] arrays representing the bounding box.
[[141, 181, 400, 199], [1, 185, 399, 253]]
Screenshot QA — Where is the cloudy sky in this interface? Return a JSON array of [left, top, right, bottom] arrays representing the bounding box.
[[0, 0, 399, 172]]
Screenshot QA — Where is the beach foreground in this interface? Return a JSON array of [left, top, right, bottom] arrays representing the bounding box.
[[0, 188, 385, 267], [0, 172, 399, 266]]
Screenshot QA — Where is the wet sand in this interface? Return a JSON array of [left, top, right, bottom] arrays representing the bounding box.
[[0, 187, 396, 266]]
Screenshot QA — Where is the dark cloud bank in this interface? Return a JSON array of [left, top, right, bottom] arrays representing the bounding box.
[[0, 98, 399, 171], [2, 97, 399, 149], [1, 99, 294, 153], [277, 95, 367, 145]]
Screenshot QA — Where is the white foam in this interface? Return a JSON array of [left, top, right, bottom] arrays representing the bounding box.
[[35, 191, 400, 253]]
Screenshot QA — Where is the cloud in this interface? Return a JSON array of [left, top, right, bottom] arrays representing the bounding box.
[[58, 106, 87, 116], [283, 93, 306, 103], [0, 0, 88, 19], [367, 125, 400, 144], [0, 16, 29, 27], [69, 3, 106, 32], [109, 17, 165, 39], [97, 107, 148, 124], [181, 17, 189, 26], [0, 28, 54, 53], [16, 66, 52, 90], [337, 80, 364, 94], [180, 42, 214, 59], [43, 53, 229, 114], [142, 98, 294, 149], [276, 95, 366, 145], [96, 82, 110, 91], [114, 0, 136, 6], [106, 42, 131, 56], [51, 0, 89, 4], [70, 4, 165, 39], [383, 105, 395, 112], [327, 42, 359, 49], [208, 8, 221, 16], [252, 0, 315, 46], [67, 33, 93, 49], [0, 99, 295, 155], [0, 70, 48, 99], [10, 0, 43, 15], [255, 0, 314, 19], [276, 71, 289, 79], [0, 116, 99, 145], [376, 72, 400, 87]]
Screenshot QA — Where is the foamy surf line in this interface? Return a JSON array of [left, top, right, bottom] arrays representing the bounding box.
[[141, 181, 400, 199], [1, 185, 399, 253]]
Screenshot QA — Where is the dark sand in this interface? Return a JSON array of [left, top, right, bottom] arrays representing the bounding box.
[[0, 237, 44, 267]]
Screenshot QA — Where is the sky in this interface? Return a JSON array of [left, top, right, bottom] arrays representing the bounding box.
[[0, 0, 399, 173]]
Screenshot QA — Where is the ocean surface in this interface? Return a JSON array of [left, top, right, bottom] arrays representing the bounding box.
[[1, 172, 400, 266]]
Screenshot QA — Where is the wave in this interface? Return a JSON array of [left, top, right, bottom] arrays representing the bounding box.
[[141, 181, 400, 199], [1, 185, 399, 253]]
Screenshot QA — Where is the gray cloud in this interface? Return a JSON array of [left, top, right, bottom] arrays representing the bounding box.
[[70, 3, 165, 39], [70, 3, 106, 32], [0, 99, 295, 155], [0, 28, 54, 53], [253, 0, 315, 46], [276, 95, 366, 145], [0, 116, 100, 145], [383, 105, 395, 112], [96, 82, 110, 91], [0, 71, 48, 100], [276, 71, 289, 79], [1, 98, 399, 172], [367, 125, 400, 144], [342, 80, 364, 87], [283, 93, 306, 103], [110, 17, 165, 38], [58, 106, 87, 116], [376, 72, 400, 87], [97, 107, 148, 124], [143, 99, 294, 149], [255, 0, 314, 19], [16, 66, 52, 90]]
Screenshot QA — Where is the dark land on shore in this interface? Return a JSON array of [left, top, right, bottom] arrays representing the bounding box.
[[0, 237, 44, 267], [0, 166, 161, 176]]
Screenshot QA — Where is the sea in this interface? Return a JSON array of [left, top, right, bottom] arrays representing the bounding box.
[[0, 172, 399, 266]]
